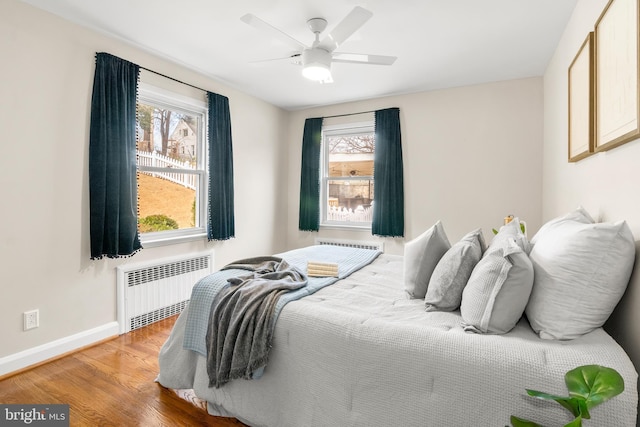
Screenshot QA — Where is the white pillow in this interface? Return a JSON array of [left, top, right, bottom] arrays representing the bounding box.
[[460, 237, 534, 334], [526, 217, 635, 340], [530, 206, 594, 246], [403, 221, 451, 299], [425, 228, 485, 312]]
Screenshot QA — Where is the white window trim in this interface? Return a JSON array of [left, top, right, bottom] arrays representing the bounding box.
[[137, 83, 209, 247], [320, 121, 375, 229]]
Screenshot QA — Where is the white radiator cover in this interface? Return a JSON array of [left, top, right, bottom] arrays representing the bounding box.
[[314, 237, 383, 252], [116, 251, 213, 334]]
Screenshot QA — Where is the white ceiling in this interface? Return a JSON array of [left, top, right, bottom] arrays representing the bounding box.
[[20, 0, 578, 111]]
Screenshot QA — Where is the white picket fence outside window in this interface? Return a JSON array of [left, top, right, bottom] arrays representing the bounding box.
[[137, 150, 197, 190], [326, 204, 373, 222]]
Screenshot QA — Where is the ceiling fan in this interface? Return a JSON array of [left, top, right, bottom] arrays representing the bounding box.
[[240, 6, 397, 83]]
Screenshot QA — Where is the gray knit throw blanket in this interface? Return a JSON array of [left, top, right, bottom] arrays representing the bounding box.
[[205, 256, 308, 388]]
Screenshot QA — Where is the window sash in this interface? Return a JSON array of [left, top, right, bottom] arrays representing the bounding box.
[[136, 84, 208, 246], [320, 122, 374, 228]]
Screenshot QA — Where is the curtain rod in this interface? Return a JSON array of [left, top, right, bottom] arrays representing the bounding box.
[[139, 65, 209, 94], [321, 107, 398, 119], [97, 52, 217, 95], [321, 110, 376, 119]]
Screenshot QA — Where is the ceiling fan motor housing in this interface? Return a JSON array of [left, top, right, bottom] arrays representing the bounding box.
[[301, 47, 332, 81], [302, 48, 331, 68]]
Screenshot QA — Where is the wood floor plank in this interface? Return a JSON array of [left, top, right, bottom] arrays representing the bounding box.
[[0, 315, 247, 426]]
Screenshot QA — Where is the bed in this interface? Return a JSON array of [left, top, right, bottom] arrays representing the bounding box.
[[157, 210, 638, 426]]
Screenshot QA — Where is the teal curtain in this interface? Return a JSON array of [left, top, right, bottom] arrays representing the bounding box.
[[372, 108, 404, 237], [89, 53, 142, 259], [298, 118, 323, 231], [207, 92, 235, 240]]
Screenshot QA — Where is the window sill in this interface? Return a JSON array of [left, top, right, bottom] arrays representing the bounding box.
[[320, 223, 372, 231], [140, 231, 207, 248]]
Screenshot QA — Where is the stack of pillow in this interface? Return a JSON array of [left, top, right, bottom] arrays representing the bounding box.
[[403, 207, 636, 339]]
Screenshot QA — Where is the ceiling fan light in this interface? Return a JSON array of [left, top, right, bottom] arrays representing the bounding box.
[[302, 48, 332, 82], [302, 64, 332, 81]]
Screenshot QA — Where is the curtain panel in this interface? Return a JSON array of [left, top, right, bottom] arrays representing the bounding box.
[[207, 92, 235, 241], [298, 117, 324, 231], [372, 108, 404, 237], [89, 52, 142, 259]]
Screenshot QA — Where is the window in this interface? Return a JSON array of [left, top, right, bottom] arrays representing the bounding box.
[[321, 122, 375, 228], [136, 83, 208, 246]]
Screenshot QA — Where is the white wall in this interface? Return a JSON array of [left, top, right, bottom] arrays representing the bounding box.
[[542, 0, 640, 221], [0, 0, 551, 378], [543, 0, 640, 382], [286, 78, 544, 255], [0, 0, 288, 369]]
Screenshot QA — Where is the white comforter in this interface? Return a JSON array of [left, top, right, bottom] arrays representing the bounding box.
[[157, 253, 638, 426]]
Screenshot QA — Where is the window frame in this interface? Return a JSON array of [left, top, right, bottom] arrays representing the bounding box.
[[320, 121, 375, 230], [136, 83, 208, 247]]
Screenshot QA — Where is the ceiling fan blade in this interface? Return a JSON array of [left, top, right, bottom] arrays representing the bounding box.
[[249, 54, 302, 65], [331, 53, 397, 66], [250, 55, 301, 65], [318, 6, 373, 52], [240, 13, 307, 52]]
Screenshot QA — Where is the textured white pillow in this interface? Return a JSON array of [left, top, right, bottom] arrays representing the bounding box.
[[461, 237, 534, 334], [425, 228, 485, 312], [526, 218, 635, 340], [403, 221, 451, 299]]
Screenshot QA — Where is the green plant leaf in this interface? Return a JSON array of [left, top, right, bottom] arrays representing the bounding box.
[[558, 397, 585, 418], [526, 390, 583, 417], [492, 228, 499, 235], [563, 415, 583, 427], [565, 365, 624, 410], [510, 415, 542, 427], [576, 399, 591, 420], [526, 389, 569, 401], [514, 365, 623, 427]]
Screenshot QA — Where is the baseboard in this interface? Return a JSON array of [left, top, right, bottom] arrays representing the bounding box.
[[0, 322, 119, 378]]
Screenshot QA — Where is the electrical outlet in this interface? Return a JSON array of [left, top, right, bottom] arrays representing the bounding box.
[[24, 309, 39, 330]]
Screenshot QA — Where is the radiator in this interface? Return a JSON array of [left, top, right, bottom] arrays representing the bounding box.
[[116, 251, 214, 334], [314, 237, 384, 252]]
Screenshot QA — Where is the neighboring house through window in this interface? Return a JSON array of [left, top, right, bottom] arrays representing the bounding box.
[[168, 119, 197, 160], [321, 121, 375, 228], [136, 82, 208, 246]]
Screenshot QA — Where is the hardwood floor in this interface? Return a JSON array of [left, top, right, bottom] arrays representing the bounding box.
[[0, 315, 247, 426]]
